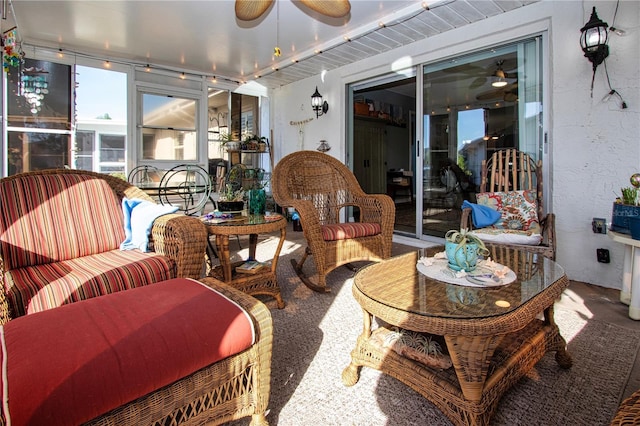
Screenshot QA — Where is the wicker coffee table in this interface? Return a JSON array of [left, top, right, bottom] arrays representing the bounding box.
[[342, 247, 572, 426]]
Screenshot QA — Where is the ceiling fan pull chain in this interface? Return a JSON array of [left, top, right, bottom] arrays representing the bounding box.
[[274, 0, 281, 57]]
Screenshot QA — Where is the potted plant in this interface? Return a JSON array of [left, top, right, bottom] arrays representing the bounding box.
[[220, 131, 240, 151], [612, 175, 640, 236], [257, 137, 269, 152], [444, 229, 489, 272], [244, 134, 268, 152], [217, 184, 245, 212]]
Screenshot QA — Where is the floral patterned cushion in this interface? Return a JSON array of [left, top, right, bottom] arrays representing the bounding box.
[[476, 190, 541, 234]]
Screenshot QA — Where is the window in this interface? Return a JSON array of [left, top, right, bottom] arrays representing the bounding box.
[[74, 65, 127, 173], [98, 134, 125, 174], [75, 131, 95, 171], [6, 59, 72, 175], [139, 92, 198, 161]]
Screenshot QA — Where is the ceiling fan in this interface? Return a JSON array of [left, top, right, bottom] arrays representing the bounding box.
[[476, 82, 519, 102], [235, 0, 351, 21], [441, 59, 517, 90]]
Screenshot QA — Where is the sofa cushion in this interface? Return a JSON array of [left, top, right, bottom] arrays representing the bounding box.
[[0, 173, 125, 270], [475, 189, 541, 234], [5, 249, 176, 317], [470, 228, 543, 245], [321, 222, 381, 241], [0, 277, 255, 426]]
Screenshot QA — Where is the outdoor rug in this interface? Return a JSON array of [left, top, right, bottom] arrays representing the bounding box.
[[224, 232, 639, 426]]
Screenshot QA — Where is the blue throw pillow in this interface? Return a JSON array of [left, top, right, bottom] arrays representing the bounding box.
[[120, 198, 178, 252], [461, 200, 501, 228]]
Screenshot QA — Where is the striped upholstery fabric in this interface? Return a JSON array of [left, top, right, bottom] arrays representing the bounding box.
[[5, 250, 176, 317], [321, 222, 381, 241], [0, 172, 178, 318], [0, 174, 125, 270]]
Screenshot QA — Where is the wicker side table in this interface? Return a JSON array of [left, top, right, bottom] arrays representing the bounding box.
[[205, 214, 286, 309]]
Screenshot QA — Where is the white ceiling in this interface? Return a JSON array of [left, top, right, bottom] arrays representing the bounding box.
[[8, 0, 538, 89]]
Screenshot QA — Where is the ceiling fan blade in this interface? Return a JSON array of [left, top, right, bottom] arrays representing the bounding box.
[[299, 0, 351, 18], [235, 0, 274, 21], [442, 63, 485, 75], [469, 77, 486, 89], [504, 92, 518, 102], [476, 89, 503, 101]]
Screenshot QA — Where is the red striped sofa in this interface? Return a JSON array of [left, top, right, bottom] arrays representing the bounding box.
[[0, 169, 208, 323]]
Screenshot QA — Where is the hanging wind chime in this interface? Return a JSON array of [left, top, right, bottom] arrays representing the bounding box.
[[2, 22, 47, 115], [20, 66, 49, 114]]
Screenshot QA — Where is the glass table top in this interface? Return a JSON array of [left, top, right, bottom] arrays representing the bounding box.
[[353, 247, 566, 319]]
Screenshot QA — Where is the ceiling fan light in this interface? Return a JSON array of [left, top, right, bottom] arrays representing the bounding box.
[[492, 78, 508, 88]]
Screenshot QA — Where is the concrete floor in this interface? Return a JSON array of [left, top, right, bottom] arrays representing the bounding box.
[[557, 280, 640, 401], [267, 227, 640, 408]]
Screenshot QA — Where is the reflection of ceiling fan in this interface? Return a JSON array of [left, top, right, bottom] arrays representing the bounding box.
[[441, 58, 517, 89], [235, 0, 351, 21], [476, 82, 518, 102]]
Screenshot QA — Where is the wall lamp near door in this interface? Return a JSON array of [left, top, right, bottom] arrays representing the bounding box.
[[579, 5, 628, 108], [580, 7, 609, 72], [311, 86, 329, 118]]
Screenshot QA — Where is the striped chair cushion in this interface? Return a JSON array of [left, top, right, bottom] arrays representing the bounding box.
[[0, 278, 255, 426], [321, 222, 382, 241], [0, 174, 125, 270], [5, 250, 176, 317]]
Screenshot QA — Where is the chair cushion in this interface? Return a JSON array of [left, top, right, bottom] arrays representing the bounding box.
[[470, 228, 543, 245], [476, 189, 541, 234], [0, 173, 125, 270], [0, 278, 255, 426], [5, 249, 176, 317], [322, 222, 382, 241]]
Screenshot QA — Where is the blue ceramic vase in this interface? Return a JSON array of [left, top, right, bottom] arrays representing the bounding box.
[[445, 240, 479, 272]]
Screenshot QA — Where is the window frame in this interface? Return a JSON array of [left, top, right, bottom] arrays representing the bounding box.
[[136, 87, 201, 164]]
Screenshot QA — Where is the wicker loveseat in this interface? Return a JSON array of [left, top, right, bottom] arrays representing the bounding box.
[[0, 169, 208, 323], [0, 277, 272, 425]]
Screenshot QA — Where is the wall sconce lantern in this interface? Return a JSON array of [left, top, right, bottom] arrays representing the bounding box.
[[311, 86, 329, 118], [580, 7, 609, 72]]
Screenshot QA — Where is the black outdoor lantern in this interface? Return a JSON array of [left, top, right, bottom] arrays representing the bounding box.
[[580, 6, 609, 72], [311, 86, 329, 118]]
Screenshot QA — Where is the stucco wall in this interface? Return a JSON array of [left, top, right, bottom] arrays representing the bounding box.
[[269, 0, 640, 289]]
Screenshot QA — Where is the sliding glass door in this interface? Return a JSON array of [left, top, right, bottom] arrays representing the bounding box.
[[421, 37, 543, 238]]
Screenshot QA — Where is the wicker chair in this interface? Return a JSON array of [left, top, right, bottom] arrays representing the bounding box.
[[272, 151, 395, 292], [460, 148, 556, 260]]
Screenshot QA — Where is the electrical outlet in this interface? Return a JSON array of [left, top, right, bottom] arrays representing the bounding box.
[[592, 217, 607, 234], [597, 248, 610, 263]]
